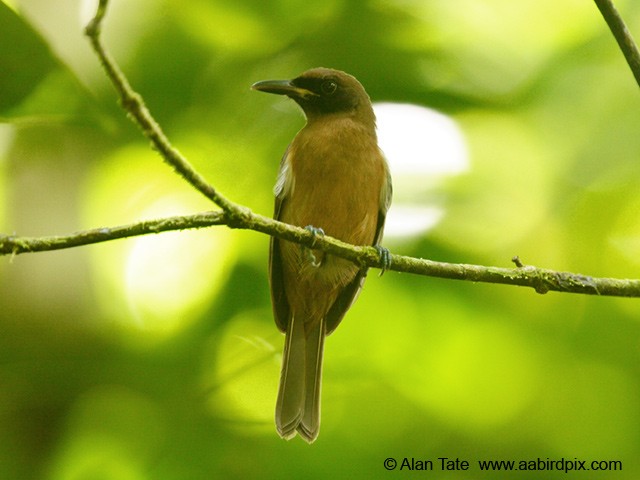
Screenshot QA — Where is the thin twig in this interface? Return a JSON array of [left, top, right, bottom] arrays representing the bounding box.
[[0, 211, 225, 255], [594, 0, 640, 88], [84, 0, 242, 216]]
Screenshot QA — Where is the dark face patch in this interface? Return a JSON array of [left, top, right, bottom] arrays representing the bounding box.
[[290, 73, 362, 115]]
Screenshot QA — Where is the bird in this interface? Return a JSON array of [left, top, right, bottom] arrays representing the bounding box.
[[252, 68, 392, 443]]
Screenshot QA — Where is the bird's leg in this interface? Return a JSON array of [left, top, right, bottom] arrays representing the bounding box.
[[303, 225, 325, 267], [374, 245, 392, 276]]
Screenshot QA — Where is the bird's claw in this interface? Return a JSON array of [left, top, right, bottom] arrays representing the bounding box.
[[303, 225, 325, 267], [304, 225, 325, 247], [374, 245, 391, 276]]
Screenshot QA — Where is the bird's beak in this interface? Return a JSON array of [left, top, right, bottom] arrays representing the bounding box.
[[251, 79, 317, 99]]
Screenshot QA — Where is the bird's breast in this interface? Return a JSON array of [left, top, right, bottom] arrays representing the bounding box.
[[280, 118, 385, 247]]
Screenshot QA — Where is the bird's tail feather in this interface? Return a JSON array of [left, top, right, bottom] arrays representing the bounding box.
[[275, 315, 325, 443], [298, 317, 324, 442]]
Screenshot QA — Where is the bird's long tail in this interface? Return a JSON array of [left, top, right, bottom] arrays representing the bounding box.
[[275, 314, 325, 443]]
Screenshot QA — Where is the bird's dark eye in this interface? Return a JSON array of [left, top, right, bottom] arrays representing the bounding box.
[[320, 80, 337, 95]]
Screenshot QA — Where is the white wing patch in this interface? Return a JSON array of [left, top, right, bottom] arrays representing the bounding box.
[[274, 149, 295, 199]]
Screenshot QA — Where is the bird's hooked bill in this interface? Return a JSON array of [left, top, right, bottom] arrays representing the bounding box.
[[251, 79, 318, 99]]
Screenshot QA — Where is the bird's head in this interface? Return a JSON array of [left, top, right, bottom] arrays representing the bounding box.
[[252, 68, 375, 124]]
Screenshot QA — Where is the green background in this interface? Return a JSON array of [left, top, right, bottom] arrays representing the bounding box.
[[1, 0, 639, 478]]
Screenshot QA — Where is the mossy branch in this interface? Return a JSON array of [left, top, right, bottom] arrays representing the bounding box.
[[2, 0, 640, 299], [2, 214, 639, 297]]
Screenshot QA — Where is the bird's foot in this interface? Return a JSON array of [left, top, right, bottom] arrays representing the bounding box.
[[303, 225, 325, 267], [374, 245, 392, 276], [304, 225, 325, 247]]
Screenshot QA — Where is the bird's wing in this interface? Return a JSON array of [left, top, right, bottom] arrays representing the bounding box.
[[375, 163, 393, 246], [269, 147, 293, 333], [325, 157, 392, 335]]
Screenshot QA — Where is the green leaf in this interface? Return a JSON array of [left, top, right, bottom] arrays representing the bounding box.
[[0, 2, 94, 122], [0, 2, 58, 113]]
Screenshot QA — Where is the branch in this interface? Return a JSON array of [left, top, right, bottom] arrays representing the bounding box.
[[0, 211, 226, 254], [594, 0, 640, 88], [2, 214, 640, 297], [3, 0, 640, 300], [84, 0, 245, 219]]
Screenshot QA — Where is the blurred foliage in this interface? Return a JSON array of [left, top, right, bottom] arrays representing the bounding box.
[[1, 0, 640, 479]]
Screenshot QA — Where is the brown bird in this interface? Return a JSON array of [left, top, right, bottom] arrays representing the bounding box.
[[252, 68, 392, 443]]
